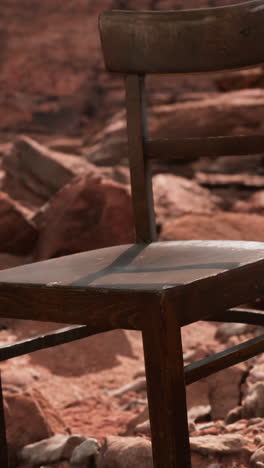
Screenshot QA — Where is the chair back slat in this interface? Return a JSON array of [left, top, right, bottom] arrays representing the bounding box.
[[125, 75, 156, 242], [147, 135, 264, 160], [99, 2, 264, 243], [99, 1, 264, 74]]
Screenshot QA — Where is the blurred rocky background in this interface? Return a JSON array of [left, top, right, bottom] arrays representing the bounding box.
[[0, 0, 264, 467]]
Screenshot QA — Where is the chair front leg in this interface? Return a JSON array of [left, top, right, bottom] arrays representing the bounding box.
[[142, 297, 191, 468]]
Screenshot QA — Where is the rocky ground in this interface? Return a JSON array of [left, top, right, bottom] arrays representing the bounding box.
[[1, 1, 264, 467], [0, 76, 264, 467]]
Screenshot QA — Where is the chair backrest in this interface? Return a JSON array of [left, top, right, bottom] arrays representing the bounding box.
[[99, 1, 264, 243]]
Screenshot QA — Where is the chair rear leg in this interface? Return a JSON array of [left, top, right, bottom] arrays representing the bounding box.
[[142, 299, 191, 468]]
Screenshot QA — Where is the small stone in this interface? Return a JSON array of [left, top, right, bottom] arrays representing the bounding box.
[[254, 435, 262, 446], [225, 406, 243, 424], [134, 420, 151, 437], [248, 354, 264, 384], [0, 191, 37, 254], [188, 405, 211, 424], [248, 418, 264, 426], [2, 367, 40, 393], [153, 173, 220, 225], [225, 420, 247, 433], [190, 434, 252, 456], [96, 436, 153, 468], [250, 446, 264, 467], [243, 383, 264, 419], [70, 438, 100, 467], [215, 323, 249, 342], [20, 434, 85, 466]]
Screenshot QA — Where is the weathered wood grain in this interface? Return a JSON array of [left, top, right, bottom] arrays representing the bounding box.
[[142, 298, 191, 468], [99, 1, 264, 74], [0, 283, 160, 331], [0, 4, 262, 467], [0, 241, 263, 328], [170, 258, 264, 327], [147, 135, 264, 160], [207, 307, 264, 326], [125, 75, 156, 242]]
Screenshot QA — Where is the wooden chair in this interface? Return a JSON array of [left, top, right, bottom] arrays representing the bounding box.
[[0, 1, 264, 466]]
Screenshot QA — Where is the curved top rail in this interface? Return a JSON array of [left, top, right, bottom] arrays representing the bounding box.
[[99, 0, 264, 74]]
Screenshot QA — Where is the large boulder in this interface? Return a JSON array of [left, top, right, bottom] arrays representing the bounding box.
[[3, 135, 97, 208], [5, 388, 66, 467], [153, 174, 220, 224], [206, 363, 247, 420], [0, 191, 37, 254], [0, 0, 241, 131], [161, 212, 264, 242], [96, 433, 252, 468], [242, 383, 264, 419], [35, 174, 134, 259], [83, 88, 264, 172], [151, 89, 264, 140], [190, 434, 252, 457]]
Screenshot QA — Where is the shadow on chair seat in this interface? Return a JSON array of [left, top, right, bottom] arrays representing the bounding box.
[[0, 240, 262, 292]]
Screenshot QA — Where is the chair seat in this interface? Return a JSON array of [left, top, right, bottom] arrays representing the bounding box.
[[0, 240, 263, 292]]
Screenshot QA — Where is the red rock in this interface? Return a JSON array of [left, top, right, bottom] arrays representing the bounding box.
[[100, 166, 130, 186], [161, 212, 264, 242], [250, 445, 264, 467], [215, 323, 251, 342], [234, 191, 264, 214], [153, 173, 220, 224], [35, 174, 134, 260], [196, 172, 264, 188], [242, 383, 264, 419], [96, 436, 153, 468], [151, 89, 264, 140], [190, 434, 252, 456], [3, 135, 97, 209], [225, 406, 243, 425], [206, 364, 247, 420], [84, 138, 127, 167], [20, 434, 90, 466], [84, 89, 264, 176], [2, 367, 40, 393], [0, 0, 241, 132], [5, 388, 66, 466], [0, 191, 37, 254], [215, 66, 264, 92], [247, 354, 264, 386], [47, 137, 84, 155], [193, 153, 263, 176], [125, 407, 149, 436]]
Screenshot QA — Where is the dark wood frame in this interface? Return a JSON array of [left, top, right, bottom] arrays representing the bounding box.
[[0, 2, 264, 467], [99, 1, 264, 74], [99, 4, 264, 467]]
